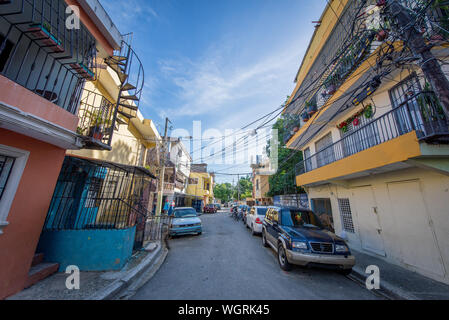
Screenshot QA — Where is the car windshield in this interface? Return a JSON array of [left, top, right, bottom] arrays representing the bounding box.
[[281, 209, 323, 229], [174, 209, 197, 218], [256, 208, 268, 216]]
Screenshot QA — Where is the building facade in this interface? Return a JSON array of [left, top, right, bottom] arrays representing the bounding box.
[[0, 0, 154, 298], [251, 156, 274, 206], [186, 164, 215, 212], [284, 0, 449, 284]]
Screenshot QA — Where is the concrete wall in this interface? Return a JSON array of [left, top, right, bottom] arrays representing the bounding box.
[[37, 226, 136, 271], [0, 129, 66, 299], [306, 167, 449, 284]]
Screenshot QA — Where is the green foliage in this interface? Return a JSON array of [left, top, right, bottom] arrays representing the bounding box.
[[213, 182, 234, 203], [266, 116, 303, 197], [233, 176, 253, 199]]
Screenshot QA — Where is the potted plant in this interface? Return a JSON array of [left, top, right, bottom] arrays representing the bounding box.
[[301, 112, 310, 122], [86, 110, 111, 141], [376, 29, 389, 41], [28, 21, 64, 53], [306, 100, 318, 116]]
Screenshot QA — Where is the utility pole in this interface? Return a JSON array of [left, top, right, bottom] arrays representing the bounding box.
[[156, 117, 171, 215], [385, 0, 449, 119], [237, 174, 240, 204]]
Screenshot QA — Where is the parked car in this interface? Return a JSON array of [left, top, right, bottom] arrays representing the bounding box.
[[169, 207, 202, 237], [203, 204, 217, 214], [262, 206, 355, 274], [246, 206, 268, 235], [213, 203, 221, 211], [240, 205, 250, 223]]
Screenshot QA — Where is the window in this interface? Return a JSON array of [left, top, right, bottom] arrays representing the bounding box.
[[304, 147, 312, 172], [0, 156, 15, 201], [0, 145, 30, 234], [315, 133, 335, 168], [256, 179, 259, 191], [188, 178, 198, 185], [338, 198, 355, 233], [389, 74, 423, 135]]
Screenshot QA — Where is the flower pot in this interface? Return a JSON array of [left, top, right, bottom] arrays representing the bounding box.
[[376, 30, 389, 41], [301, 112, 310, 122], [307, 104, 317, 116], [88, 125, 104, 141], [326, 84, 337, 95]]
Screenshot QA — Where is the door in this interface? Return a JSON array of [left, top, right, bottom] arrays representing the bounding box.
[[387, 180, 445, 277], [352, 186, 386, 256]]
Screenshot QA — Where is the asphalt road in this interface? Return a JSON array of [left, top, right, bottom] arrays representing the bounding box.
[[131, 210, 382, 300]]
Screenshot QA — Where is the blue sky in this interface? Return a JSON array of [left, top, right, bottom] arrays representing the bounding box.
[[99, 0, 326, 183]]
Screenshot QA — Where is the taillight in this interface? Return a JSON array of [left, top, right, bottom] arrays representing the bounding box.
[[255, 217, 262, 224]]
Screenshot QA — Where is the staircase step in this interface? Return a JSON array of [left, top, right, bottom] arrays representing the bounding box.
[[121, 83, 136, 91], [119, 102, 138, 110], [25, 263, 59, 288], [111, 55, 127, 62], [120, 94, 139, 101], [31, 253, 44, 267]]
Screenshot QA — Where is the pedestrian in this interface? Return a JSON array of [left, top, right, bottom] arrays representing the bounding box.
[[168, 200, 175, 216], [163, 199, 170, 215]]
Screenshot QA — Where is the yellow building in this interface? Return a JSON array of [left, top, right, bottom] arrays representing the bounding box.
[[284, 0, 449, 284], [186, 164, 215, 211]]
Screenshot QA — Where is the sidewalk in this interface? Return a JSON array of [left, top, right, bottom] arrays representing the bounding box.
[[8, 241, 167, 300], [350, 249, 449, 300]]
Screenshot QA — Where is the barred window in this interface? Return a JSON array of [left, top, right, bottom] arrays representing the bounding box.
[[0, 155, 15, 201], [338, 198, 355, 233]]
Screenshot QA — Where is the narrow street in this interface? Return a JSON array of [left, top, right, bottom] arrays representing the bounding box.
[[132, 210, 382, 300]]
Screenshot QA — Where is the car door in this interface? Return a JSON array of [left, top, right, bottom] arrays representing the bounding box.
[[266, 209, 280, 247], [248, 207, 255, 226]]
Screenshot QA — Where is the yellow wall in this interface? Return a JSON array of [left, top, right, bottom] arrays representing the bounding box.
[[297, 132, 422, 186], [186, 172, 214, 204]]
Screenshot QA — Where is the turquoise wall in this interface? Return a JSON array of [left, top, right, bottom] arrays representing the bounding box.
[[37, 226, 136, 272]]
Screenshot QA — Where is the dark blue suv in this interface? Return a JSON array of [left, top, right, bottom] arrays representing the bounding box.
[[262, 206, 355, 274]]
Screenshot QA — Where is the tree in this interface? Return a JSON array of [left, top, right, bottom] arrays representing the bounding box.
[[265, 116, 303, 197], [233, 176, 253, 200], [213, 183, 234, 203]]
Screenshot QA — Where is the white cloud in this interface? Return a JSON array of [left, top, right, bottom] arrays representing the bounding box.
[[157, 41, 305, 131]]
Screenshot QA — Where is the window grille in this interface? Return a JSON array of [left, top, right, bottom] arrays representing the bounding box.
[[0, 155, 15, 201], [338, 198, 355, 233]]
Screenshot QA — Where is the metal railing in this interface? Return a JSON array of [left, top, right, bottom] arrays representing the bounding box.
[[297, 91, 449, 175], [77, 89, 115, 149], [0, 0, 97, 114]]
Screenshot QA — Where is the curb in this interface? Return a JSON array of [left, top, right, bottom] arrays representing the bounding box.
[[349, 266, 419, 300], [86, 242, 166, 300]]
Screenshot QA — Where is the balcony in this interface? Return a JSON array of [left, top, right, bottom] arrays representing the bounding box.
[[76, 89, 115, 150], [0, 0, 97, 114], [296, 91, 449, 179]]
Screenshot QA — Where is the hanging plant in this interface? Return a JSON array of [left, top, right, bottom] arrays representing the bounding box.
[[353, 117, 360, 126], [364, 105, 374, 119], [341, 125, 349, 133]]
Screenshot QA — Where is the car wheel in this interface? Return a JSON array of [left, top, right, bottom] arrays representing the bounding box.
[[251, 224, 256, 236], [262, 230, 269, 247], [278, 244, 292, 271], [197, 232, 202, 236], [338, 268, 352, 276]]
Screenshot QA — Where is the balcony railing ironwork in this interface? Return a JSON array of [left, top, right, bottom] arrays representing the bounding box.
[[297, 91, 449, 175], [77, 89, 115, 150], [0, 0, 97, 114]]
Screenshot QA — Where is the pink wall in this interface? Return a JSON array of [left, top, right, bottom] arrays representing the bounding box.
[[0, 129, 66, 299], [0, 76, 79, 132]]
